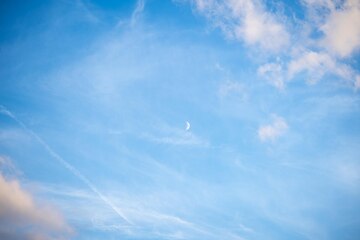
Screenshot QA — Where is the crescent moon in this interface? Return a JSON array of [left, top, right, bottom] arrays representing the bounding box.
[[185, 121, 191, 131]]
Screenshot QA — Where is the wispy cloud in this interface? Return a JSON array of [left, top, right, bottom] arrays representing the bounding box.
[[355, 75, 360, 91], [258, 50, 355, 89], [143, 132, 207, 146], [0, 155, 21, 177], [74, 0, 100, 24], [335, 162, 360, 189], [37, 183, 251, 240], [131, 0, 146, 26], [258, 115, 288, 142], [35, 184, 203, 238], [257, 61, 285, 89], [218, 80, 246, 99], [238, 223, 254, 233], [0, 105, 132, 225], [1, 1, 359, 239], [262, 0, 359, 89], [142, 125, 208, 146], [287, 50, 353, 83]]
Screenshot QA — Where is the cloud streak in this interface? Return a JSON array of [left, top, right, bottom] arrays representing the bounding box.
[[0, 105, 132, 225], [142, 125, 208, 146], [131, 0, 146, 26]]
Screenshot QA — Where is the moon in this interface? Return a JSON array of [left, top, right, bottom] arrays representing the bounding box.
[[185, 121, 191, 131]]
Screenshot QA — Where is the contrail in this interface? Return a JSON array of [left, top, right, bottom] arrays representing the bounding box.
[[0, 105, 132, 224]]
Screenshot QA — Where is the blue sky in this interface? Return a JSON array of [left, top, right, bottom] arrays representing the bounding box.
[[0, 0, 360, 239]]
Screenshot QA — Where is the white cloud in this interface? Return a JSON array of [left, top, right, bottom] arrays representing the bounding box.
[[218, 80, 246, 98], [258, 115, 288, 142], [355, 75, 360, 90], [287, 50, 352, 83], [321, 0, 360, 57], [257, 62, 285, 89], [0, 173, 72, 240], [258, 50, 355, 87], [191, 0, 360, 89], [300, 0, 360, 57], [143, 129, 207, 146], [230, 0, 290, 51], [192, 0, 289, 51], [192, 0, 358, 90]]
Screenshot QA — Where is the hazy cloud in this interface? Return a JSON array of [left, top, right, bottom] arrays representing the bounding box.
[[0, 156, 21, 177], [218, 80, 246, 98], [258, 50, 355, 87], [335, 162, 360, 188], [287, 50, 353, 83], [131, 0, 146, 26], [258, 115, 288, 142], [143, 128, 208, 146], [355, 75, 360, 90], [257, 62, 285, 89]]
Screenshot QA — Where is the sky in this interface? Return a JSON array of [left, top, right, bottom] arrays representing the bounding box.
[[0, 0, 360, 239]]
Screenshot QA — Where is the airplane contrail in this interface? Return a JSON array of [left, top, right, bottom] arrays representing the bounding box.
[[0, 105, 132, 224]]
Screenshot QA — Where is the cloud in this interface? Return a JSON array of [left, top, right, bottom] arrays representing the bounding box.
[[192, 0, 289, 51], [143, 128, 208, 146], [137, 118, 209, 147], [191, 0, 359, 89], [258, 115, 288, 142], [335, 162, 360, 189], [37, 184, 215, 239], [258, 50, 355, 87], [147, 133, 205, 146], [238, 223, 254, 233], [257, 61, 284, 89], [320, 0, 360, 58], [355, 75, 360, 90], [287, 51, 333, 82], [131, 0, 146, 26], [0, 173, 72, 240], [0, 105, 132, 225], [0, 156, 21, 177], [218, 80, 246, 98], [230, 0, 290, 51], [287, 50, 353, 83]]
